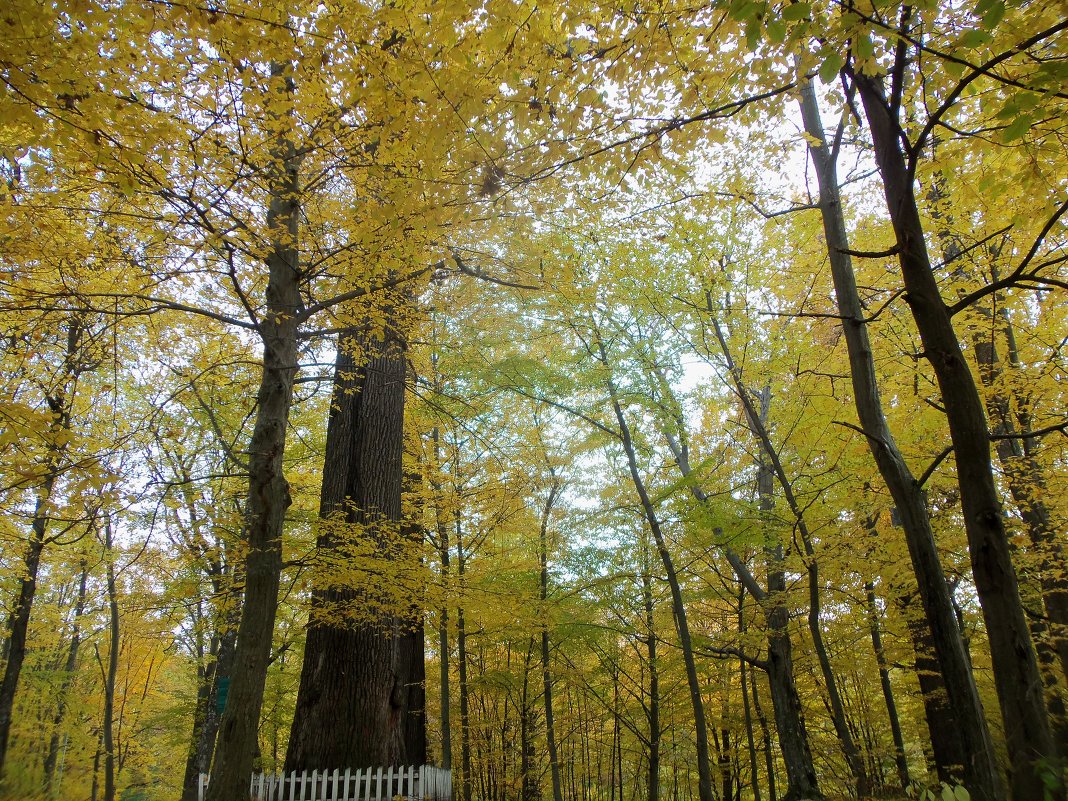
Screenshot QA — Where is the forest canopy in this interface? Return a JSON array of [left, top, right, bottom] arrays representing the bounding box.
[[0, 1, 1065, 801]]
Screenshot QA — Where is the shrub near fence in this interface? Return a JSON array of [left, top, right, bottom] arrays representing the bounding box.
[[197, 764, 453, 801]]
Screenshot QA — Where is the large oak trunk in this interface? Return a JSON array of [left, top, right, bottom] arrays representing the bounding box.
[[286, 302, 425, 770]]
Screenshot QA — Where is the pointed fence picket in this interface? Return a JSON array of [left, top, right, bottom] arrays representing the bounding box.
[[198, 764, 451, 801]]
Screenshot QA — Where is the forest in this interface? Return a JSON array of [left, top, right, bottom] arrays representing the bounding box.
[[0, 0, 1065, 800]]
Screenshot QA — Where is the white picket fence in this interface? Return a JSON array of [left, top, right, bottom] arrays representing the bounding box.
[[198, 764, 452, 801]]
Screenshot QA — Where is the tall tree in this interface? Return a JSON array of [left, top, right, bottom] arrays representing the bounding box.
[[286, 298, 426, 769], [796, 77, 1004, 798]]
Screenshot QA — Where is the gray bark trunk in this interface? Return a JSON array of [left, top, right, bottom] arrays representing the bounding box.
[[205, 60, 302, 801], [799, 78, 1005, 800], [853, 70, 1056, 801], [597, 336, 715, 801]]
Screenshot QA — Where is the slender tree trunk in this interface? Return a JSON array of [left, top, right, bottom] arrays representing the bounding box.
[[180, 606, 212, 801], [206, 60, 303, 801], [101, 520, 119, 801], [749, 665, 777, 801], [595, 336, 715, 801], [521, 640, 540, 801], [865, 581, 910, 792], [972, 308, 1068, 752], [798, 78, 1006, 801], [43, 559, 88, 797], [0, 319, 82, 783], [709, 322, 867, 798], [892, 587, 966, 783], [739, 590, 762, 801], [540, 477, 565, 801], [656, 328, 820, 800], [432, 428, 453, 770], [853, 69, 1056, 801], [642, 539, 661, 801], [456, 525, 473, 801]]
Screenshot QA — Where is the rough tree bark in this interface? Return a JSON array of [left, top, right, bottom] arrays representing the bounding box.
[[286, 299, 425, 769]]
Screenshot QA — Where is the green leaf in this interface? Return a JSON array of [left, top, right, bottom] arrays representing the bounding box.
[[766, 19, 787, 43], [729, 0, 760, 22], [953, 786, 971, 801], [819, 52, 845, 83], [854, 33, 875, 60], [746, 19, 763, 50], [960, 28, 992, 48], [981, 0, 1005, 28], [782, 2, 810, 21], [1002, 113, 1032, 142]]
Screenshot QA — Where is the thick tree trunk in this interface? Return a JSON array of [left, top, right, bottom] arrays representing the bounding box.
[[286, 300, 425, 769], [205, 61, 303, 801], [798, 78, 1006, 800], [853, 71, 1056, 801]]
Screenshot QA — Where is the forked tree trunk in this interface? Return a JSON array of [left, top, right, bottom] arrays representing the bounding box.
[[709, 321, 867, 798], [0, 318, 82, 783], [596, 335, 716, 801], [853, 70, 1056, 801], [798, 78, 1005, 800], [662, 417, 819, 801]]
